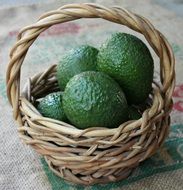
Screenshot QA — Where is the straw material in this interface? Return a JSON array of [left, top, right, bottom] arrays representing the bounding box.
[[6, 3, 175, 185]]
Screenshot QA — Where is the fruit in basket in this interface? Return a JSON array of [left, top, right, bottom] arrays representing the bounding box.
[[57, 45, 98, 90], [62, 71, 128, 129], [37, 92, 67, 121], [97, 32, 154, 104]]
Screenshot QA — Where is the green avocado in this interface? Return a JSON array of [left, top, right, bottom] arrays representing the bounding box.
[[37, 92, 67, 121], [97, 32, 154, 104], [57, 45, 98, 90], [63, 71, 128, 129]]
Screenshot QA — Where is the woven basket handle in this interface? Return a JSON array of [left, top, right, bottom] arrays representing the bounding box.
[[6, 3, 175, 120]]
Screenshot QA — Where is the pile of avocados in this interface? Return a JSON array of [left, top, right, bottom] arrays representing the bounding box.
[[37, 32, 154, 129]]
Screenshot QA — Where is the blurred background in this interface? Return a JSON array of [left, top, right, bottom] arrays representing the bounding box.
[[0, 0, 183, 16]]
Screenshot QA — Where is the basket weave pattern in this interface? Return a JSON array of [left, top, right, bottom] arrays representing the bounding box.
[[6, 3, 175, 185]]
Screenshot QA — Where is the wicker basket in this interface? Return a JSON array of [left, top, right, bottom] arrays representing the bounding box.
[[6, 3, 175, 186]]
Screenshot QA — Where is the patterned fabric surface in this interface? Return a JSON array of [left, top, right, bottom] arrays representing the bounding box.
[[0, 0, 183, 189]]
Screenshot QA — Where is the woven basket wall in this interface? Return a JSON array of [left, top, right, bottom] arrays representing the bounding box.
[[6, 3, 175, 185]]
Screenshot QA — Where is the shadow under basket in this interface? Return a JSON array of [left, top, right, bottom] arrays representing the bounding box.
[[6, 3, 175, 186]]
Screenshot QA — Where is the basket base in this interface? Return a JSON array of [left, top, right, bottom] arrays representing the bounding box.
[[44, 156, 137, 186]]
